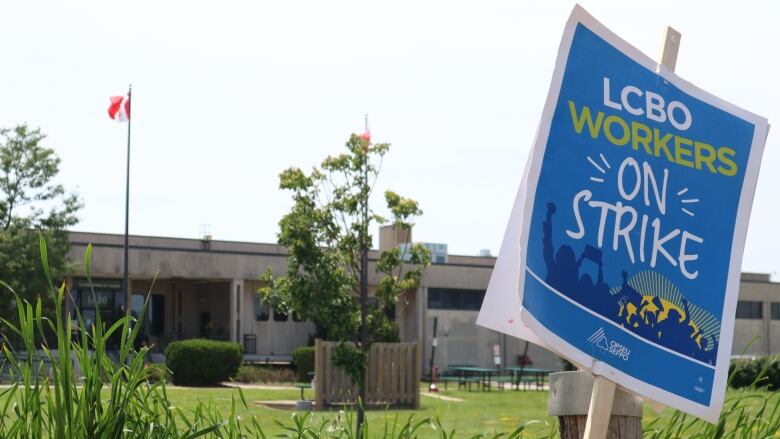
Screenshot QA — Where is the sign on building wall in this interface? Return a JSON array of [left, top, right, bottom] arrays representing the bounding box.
[[80, 291, 115, 309], [478, 6, 769, 422]]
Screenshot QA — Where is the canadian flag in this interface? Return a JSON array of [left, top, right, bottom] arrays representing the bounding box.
[[108, 94, 131, 122], [360, 115, 370, 143]]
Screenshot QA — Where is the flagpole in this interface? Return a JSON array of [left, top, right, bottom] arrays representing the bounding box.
[[123, 84, 132, 316]]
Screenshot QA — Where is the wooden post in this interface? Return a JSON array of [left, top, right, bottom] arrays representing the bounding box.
[[558, 26, 682, 439], [549, 371, 643, 439], [314, 338, 324, 411]]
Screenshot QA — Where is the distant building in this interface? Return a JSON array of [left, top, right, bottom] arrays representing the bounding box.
[[66, 227, 780, 372]]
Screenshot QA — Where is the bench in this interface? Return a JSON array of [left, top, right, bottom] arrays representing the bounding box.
[[517, 375, 540, 390], [494, 375, 514, 391], [438, 373, 481, 390]]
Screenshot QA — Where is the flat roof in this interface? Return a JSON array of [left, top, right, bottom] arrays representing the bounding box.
[[68, 231, 774, 279]]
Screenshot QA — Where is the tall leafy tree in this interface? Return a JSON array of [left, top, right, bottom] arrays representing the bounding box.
[[0, 124, 81, 323], [260, 133, 429, 433]]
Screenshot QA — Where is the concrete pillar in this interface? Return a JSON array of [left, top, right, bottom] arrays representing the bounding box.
[[548, 371, 643, 438], [418, 286, 427, 375], [764, 301, 771, 355], [230, 279, 243, 344], [379, 224, 411, 252]]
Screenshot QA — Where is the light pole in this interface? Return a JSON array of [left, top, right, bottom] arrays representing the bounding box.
[[123, 84, 132, 316]]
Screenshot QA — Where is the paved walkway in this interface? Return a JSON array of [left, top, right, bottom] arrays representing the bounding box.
[[420, 392, 463, 402], [220, 382, 297, 390]]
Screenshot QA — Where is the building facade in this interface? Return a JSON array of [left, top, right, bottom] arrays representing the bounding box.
[[66, 228, 780, 372]]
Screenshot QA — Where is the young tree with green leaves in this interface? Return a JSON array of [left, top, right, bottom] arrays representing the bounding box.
[[260, 132, 429, 433], [0, 124, 81, 324]]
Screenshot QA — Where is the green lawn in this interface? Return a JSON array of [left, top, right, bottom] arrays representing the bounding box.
[[160, 385, 778, 437], [1, 383, 775, 437], [163, 386, 554, 436]]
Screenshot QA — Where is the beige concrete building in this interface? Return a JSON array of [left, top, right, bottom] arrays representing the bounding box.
[[66, 228, 780, 373], [731, 272, 780, 357]]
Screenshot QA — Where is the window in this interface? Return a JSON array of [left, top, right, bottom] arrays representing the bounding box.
[[273, 307, 289, 322], [771, 303, 780, 320], [427, 288, 485, 311], [254, 295, 269, 321], [149, 294, 165, 336], [130, 294, 145, 319], [736, 300, 762, 319]]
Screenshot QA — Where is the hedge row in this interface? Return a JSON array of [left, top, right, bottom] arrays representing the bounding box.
[[292, 346, 315, 382], [165, 339, 242, 386], [729, 355, 780, 390]]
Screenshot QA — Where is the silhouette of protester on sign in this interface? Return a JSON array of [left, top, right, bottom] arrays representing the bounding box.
[[580, 245, 612, 316], [658, 298, 700, 356], [542, 202, 616, 318], [616, 271, 644, 326], [543, 203, 581, 296]]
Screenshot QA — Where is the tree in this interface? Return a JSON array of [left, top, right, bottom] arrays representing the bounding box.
[[0, 124, 81, 325], [260, 132, 429, 433]]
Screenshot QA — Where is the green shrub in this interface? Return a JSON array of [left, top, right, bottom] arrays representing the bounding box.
[[292, 346, 315, 382], [145, 363, 170, 383], [728, 355, 780, 390], [233, 365, 296, 383], [233, 365, 262, 383], [165, 338, 242, 386]]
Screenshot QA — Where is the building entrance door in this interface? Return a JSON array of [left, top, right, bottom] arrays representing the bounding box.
[[200, 312, 211, 338]]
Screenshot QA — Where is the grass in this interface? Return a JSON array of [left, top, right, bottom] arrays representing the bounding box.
[[0, 385, 552, 437], [140, 385, 779, 437], [1, 382, 778, 437], [156, 386, 552, 437]]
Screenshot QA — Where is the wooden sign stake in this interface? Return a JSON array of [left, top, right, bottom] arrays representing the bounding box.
[[658, 26, 682, 73], [582, 375, 616, 439], [582, 26, 681, 439]]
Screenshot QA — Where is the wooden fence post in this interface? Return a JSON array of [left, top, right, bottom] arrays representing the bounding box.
[[548, 372, 643, 439], [314, 338, 324, 411], [413, 341, 422, 409]]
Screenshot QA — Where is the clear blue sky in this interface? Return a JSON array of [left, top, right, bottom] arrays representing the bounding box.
[[1, 1, 778, 276]]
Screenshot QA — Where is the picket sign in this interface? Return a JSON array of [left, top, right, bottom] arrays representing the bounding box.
[[582, 26, 682, 439]]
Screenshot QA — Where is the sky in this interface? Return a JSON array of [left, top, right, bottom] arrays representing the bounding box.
[[1, 1, 778, 276]]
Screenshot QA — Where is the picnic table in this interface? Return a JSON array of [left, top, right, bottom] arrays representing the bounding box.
[[293, 382, 311, 400], [447, 366, 501, 391], [502, 367, 553, 390]]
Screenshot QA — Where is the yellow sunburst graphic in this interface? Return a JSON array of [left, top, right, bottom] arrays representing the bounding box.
[[612, 270, 720, 350]]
